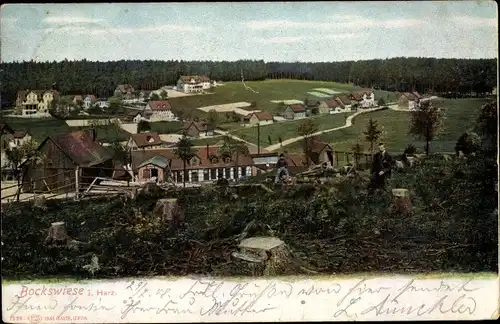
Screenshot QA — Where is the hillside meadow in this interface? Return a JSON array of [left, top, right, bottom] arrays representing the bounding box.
[[284, 98, 489, 154], [168, 79, 398, 116], [230, 112, 352, 148]]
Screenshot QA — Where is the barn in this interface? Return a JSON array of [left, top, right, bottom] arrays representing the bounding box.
[[21, 129, 114, 194]]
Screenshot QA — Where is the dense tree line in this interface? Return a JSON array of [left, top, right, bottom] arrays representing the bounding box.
[[1, 57, 496, 107], [267, 58, 497, 96]]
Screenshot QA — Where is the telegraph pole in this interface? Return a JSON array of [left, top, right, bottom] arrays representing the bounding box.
[[257, 123, 261, 154]]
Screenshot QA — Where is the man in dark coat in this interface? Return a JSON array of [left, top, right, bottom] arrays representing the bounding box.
[[275, 153, 289, 183], [369, 143, 393, 193]]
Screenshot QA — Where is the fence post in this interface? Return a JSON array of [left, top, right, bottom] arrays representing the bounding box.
[[75, 166, 80, 200]]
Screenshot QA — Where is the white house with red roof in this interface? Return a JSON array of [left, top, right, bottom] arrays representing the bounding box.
[[176, 75, 211, 93], [349, 89, 375, 108], [83, 94, 98, 110], [283, 104, 307, 120], [142, 100, 177, 121]]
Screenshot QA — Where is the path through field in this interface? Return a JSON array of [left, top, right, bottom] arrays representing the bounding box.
[[265, 103, 398, 151]]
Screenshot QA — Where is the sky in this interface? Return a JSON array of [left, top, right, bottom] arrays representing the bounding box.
[[0, 1, 498, 63]]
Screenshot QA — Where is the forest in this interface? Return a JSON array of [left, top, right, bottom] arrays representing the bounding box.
[[1, 57, 496, 107]]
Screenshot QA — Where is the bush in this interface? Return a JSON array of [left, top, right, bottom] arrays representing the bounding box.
[[2, 153, 497, 279]]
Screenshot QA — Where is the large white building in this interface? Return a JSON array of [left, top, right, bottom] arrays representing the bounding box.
[[142, 100, 177, 121], [176, 75, 211, 93], [16, 89, 59, 116]]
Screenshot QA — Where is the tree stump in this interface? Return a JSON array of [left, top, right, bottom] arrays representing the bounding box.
[[231, 237, 298, 276], [32, 194, 47, 211], [153, 198, 184, 222], [45, 221, 69, 245], [392, 189, 412, 214]]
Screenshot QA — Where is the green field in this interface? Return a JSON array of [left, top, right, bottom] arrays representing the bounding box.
[[1, 117, 72, 142], [230, 112, 351, 148], [168, 79, 397, 115], [1, 117, 130, 143], [286, 98, 489, 154]]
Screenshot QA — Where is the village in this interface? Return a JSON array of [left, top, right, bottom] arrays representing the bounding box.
[[1, 72, 441, 202]]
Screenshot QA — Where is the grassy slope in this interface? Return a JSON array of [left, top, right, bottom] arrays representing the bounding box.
[[168, 79, 397, 115], [2, 117, 130, 143], [285, 98, 488, 154], [2, 117, 72, 142], [230, 112, 352, 147]]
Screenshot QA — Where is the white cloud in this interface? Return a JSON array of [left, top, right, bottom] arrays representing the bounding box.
[[43, 16, 103, 25], [43, 24, 203, 36], [256, 33, 363, 44], [449, 16, 497, 27], [260, 36, 305, 44], [244, 17, 428, 30]]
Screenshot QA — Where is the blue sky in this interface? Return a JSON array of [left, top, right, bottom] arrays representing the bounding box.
[[1, 1, 497, 62]]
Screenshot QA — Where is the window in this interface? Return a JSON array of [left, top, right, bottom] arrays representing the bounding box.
[[233, 167, 239, 179], [151, 168, 158, 178], [191, 170, 199, 182], [217, 168, 224, 178], [211, 157, 218, 164], [143, 169, 151, 179], [225, 168, 231, 179], [210, 168, 217, 180], [241, 167, 247, 177], [204, 169, 210, 181], [191, 157, 199, 166]]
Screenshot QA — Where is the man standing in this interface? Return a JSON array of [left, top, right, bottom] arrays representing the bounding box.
[[369, 143, 393, 193], [275, 153, 289, 183]]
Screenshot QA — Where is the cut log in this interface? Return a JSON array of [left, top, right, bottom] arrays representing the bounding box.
[[45, 221, 69, 245], [231, 236, 304, 276], [153, 198, 184, 222], [392, 188, 412, 214]]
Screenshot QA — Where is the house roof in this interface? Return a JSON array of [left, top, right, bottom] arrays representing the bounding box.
[[335, 95, 351, 106], [184, 121, 209, 132], [130, 132, 163, 148], [131, 145, 253, 171], [138, 156, 170, 169], [13, 131, 29, 139], [325, 98, 340, 109], [73, 95, 83, 101], [286, 154, 307, 167], [85, 95, 97, 101], [179, 75, 210, 83], [146, 100, 171, 111], [17, 89, 59, 100], [249, 112, 274, 121], [305, 100, 320, 107], [250, 152, 279, 159], [288, 104, 306, 113], [401, 92, 418, 100], [117, 84, 135, 93], [309, 138, 333, 154], [47, 130, 113, 167]]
